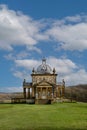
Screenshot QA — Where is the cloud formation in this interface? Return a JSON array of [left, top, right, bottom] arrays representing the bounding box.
[[4, 51, 30, 60], [1, 5, 87, 52], [46, 14, 87, 51], [0, 5, 46, 51], [15, 59, 40, 70]]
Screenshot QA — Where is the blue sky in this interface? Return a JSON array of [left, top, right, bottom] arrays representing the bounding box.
[[0, 0, 87, 92]]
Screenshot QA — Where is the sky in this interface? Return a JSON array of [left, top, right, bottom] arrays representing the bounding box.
[[0, 0, 87, 92]]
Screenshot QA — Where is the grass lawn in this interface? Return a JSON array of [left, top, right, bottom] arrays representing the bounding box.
[[0, 102, 87, 130]]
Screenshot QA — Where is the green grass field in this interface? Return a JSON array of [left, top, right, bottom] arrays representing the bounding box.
[[0, 103, 87, 130]]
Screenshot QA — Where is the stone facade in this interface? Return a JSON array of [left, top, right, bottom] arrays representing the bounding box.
[[23, 58, 65, 104]]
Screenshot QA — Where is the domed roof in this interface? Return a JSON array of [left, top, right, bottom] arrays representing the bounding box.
[[36, 58, 52, 74]]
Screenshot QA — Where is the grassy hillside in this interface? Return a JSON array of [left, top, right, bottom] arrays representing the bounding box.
[[0, 103, 87, 130], [65, 84, 87, 102], [0, 93, 23, 103]]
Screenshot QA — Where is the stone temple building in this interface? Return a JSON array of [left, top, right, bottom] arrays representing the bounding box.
[[23, 58, 65, 104]]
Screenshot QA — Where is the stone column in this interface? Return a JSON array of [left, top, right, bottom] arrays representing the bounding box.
[[36, 87, 38, 99], [59, 87, 62, 97], [52, 86, 54, 98], [32, 87, 35, 97], [28, 88, 30, 99], [58, 87, 60, 97], [54, 86, 57, 98], [41, 87, 42, 99], [34, 87, 36, 98], [62, 87, 65, 97], [46, 87, 48, 98], [23, 88, 26, 99]]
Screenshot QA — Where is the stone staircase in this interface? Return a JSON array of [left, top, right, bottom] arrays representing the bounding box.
[[35, 99, 51, 104]]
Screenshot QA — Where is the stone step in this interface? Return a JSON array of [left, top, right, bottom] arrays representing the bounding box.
[[35, 99, 51, 104]]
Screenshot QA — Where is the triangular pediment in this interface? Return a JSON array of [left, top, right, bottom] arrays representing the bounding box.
[[34, 79, 54, 87], [38, 81, 50, 86]]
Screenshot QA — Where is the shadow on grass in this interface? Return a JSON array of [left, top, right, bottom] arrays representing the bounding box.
[[15, 127, 87, 130]]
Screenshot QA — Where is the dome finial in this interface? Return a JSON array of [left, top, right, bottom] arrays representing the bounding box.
[[42, 57, 46, 64]]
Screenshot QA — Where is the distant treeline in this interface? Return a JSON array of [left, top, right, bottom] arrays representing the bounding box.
[[0, 85, 87, 103], [65, 84, 87, 102]]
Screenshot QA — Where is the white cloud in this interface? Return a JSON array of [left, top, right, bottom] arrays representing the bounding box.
[[0, 5, 46, 51], [13, 71, 25, 79], [13, 70, 31, 81], [4, 51, 30, 60], [47, 57, 77, 74], [65, 14, 87, 23], [1, 5, 87, 52], [15, 59, 41, 70], [47, 57, 87, 86], [63, 69, 87, 86], [16, 51, 29, 59], [65, 15, 82, 22], [46, 15, 87, 51], [26, 46, 42, 54]]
